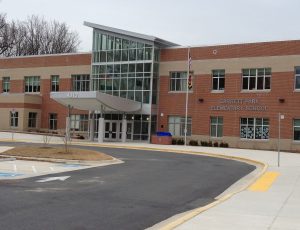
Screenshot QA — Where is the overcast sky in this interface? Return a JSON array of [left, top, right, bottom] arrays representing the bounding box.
[[1, 0, 300, 51]]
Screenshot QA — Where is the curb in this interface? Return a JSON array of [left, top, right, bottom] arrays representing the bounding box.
[[0, 154, 121, 165]]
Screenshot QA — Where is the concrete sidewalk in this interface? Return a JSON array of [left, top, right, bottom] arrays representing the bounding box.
[[0, 132, 299, 230]]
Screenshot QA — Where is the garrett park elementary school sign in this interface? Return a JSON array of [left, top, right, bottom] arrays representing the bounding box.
[[210, 98, 267, 111]]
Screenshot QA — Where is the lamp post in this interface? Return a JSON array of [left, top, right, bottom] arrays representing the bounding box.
[[278, 113, 284, 167]]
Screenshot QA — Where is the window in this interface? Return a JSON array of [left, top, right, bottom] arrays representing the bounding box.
[[169, 72, 190, 92], [168, 116, 192, 136], [240, 118, 269, 139], [2, 77, 10, 93], [28, 112, 37, 128], [294, 119, 300, 141], [10, 111, 18, 127], [210, 117, 223, 137], [49, 113, 57, 130], [24, 76, 40, 93], [212, 70, 225, 91], [70, 114, 89, 131], [72, 75, 90, 91], [242, 68, 271, 91], [295, 67, 300, 89], [51, 75, 59, 92]]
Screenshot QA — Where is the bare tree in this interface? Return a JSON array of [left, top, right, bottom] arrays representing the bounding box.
[[0, 14, 80, 57], [0, 13, 16, 56]]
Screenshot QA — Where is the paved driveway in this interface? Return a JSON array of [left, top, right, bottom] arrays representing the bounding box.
[[0, 143, 255, 230]]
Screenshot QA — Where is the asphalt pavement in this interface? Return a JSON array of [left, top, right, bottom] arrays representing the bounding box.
[[0, 143, 254, 230]]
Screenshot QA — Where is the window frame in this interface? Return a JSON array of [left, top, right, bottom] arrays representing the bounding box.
[[240, 117, 269, 140], [168, 116, 192, 136], [294, 67, 300, 90], [10, 111, 19, 127], [293, 119, 300, 141], [241, 68, 271, 91], [24, 76, 40, 93], [70, 114, 89, 132], [51, 75, 59, 92], [49, 113, 58, 130], [169, 72, 191, 92], [2, 77, 10, 93], [210, 116, 223, 138], [28, 112, 37, 128], [212, 69, 225, 91], [72, 74, 90, 92]]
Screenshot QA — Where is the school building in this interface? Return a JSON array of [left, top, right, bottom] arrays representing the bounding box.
[[0, 21, 300, 152]]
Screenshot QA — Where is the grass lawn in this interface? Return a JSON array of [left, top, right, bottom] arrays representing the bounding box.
[[2, 145, 113, 161]]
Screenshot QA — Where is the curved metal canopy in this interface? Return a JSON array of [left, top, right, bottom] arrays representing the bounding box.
[[50, 91, 142, 112]]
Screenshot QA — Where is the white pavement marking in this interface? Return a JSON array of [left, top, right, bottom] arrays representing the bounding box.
[[36, 176, 70, 183], [13, 164, 17, 172], [49, 167, 54, 171], [31, 166, 37, 173]]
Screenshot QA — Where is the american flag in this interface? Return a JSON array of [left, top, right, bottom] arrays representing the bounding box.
[[188, 50, 192, 70], [188, 48, 192, 89]]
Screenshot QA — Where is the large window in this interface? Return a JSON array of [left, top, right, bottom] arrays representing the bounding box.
[[72, 75, 90, 91], [2, 77, 10, 93], [210, 116, 223, 137], [10, 111, 18, 127], [169, 72, 190, 92], [24, 76, 40, 93], [49, 113, 57, 130], [294, 119, 300, 141], [168, 116, 192, 136], [91, 31, 156, 104], [51, 75, 59, 92], [70, 114, 89, 131], [242, 68, 271, 91], [28, 112, 37, 128], [295, 67, 300, 90], [212, 70, 225, 91], [240, 118, 269, 139]]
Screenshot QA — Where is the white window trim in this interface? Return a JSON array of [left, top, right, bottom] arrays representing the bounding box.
[[241, 68, 271, 91], [240, 117, 270, 140], [294, 67, 300, 90], [212, 70, 225, 91]]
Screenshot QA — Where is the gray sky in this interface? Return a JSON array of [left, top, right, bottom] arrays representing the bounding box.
[[1, 0, 300, 51]]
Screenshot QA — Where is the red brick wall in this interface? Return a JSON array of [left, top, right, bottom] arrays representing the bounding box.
[[158, 71, 300, 140], [161, 40, 300, 61], [10, 80, 24, 93], [40, 78, 88, 130], [0, 53, 91, 69]]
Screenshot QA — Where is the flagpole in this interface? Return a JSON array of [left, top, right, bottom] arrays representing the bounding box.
[[184, 47, 190, 146]]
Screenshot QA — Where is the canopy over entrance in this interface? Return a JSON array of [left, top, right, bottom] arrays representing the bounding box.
[[50, 91, 142, 112]]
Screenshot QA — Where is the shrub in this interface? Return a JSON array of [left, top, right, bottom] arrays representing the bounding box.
[[208, 141, 213, 147], [213, 142, 219, 147], [220, 142, 229, 148], [177, 139, 185, 145], [172, 138, 177, 145], [189, 140, 199, 146], [200, 141, 208, 146]]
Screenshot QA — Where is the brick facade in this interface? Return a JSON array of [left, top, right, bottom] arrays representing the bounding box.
[[0, 41, 300, 151]]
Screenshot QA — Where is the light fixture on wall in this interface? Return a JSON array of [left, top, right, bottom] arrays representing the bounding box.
[[278, 98, 285, 103], [198, 98, 204, 103]]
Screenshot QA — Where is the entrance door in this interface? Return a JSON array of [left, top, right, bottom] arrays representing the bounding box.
[[126, 121, 133, 141], [104, 121, 119, 141]]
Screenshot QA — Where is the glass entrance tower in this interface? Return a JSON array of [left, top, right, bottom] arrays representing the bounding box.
[[84, 22, 177, 141]]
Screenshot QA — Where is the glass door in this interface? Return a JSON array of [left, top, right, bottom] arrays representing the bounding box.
[[126, 121, 133, 141], [104, 121, 120, 141]]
